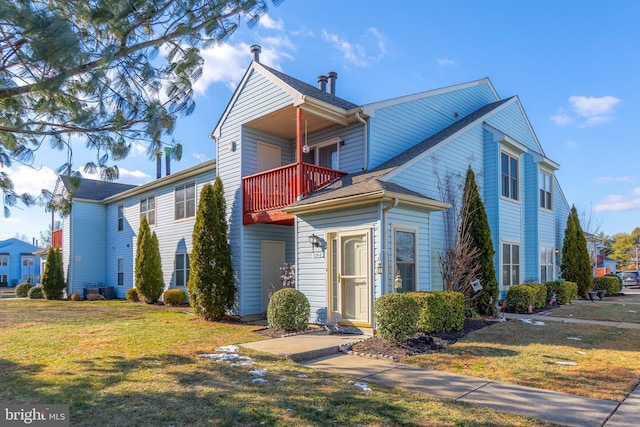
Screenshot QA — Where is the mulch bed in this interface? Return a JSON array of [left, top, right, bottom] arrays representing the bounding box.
[[346, 318, 497, 362]]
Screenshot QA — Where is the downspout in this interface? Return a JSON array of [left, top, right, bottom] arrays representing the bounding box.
[[296, 107, 303, 200], [381, 198, 399, 295], [355, 109, 368, 171]]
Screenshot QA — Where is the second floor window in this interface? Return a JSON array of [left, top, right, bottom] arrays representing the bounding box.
[[0, 256, 7, 267], [501, 152, 518, 200], [140, 196, 155, 226], [175, 182, 196, 220], [117, 204, 124, 232], [540, 171, 552, 210], [22, 257, 34, 267]]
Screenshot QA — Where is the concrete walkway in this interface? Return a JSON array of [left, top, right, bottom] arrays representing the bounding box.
[[240, 316, 640, 427]]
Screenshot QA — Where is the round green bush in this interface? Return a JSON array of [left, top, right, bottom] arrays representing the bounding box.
[[15, 282, 33, 297], [505, 285, 536, 313], [373, 293, 419, 342], [163, 289, 187, 306], [267, 288, 310, 332], [593, 276, 622, 296], [407, 291, 464, 333], [27, 285, 44, 299], [126, 288, 140, 302]]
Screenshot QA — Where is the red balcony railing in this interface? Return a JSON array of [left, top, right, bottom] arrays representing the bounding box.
[[242, 162, 345, 224], [52, 229, 62, 249]]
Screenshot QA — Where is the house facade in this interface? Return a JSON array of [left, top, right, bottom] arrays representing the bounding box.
[[0, 238, 41, 286], [54, 46, 570, 325]]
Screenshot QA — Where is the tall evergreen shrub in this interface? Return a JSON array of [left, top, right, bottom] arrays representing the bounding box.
[[560, 206, 592, 297], [42, 247, 65, 299], [135, 217, 164, 303], [187, 178, 235, 321]]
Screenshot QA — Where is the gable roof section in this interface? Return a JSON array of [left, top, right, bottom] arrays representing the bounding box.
[[58, 176, 136, 201], [285, 98, 512, 213], [0, 238, 38, 251]]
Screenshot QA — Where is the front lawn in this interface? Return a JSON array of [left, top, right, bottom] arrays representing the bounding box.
[[1, 300, 551, 426]]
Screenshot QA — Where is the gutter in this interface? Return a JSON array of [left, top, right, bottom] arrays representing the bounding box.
[[381, 198, 399, 295]]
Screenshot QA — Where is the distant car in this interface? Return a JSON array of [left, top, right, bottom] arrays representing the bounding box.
[[620, 270, 640, 287]]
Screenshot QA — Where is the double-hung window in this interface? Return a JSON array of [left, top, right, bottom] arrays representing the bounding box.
[[0, 256, 7, 267], [140, 196, 155, 226], [175, 253, 190, 287], [394, 227, 416, 293], [502, 242, 520, 287], [117, 258, 124, 287], [539, 171, 552, 210], [175, 182, 196, 220], [117, 204, 124, 232], [540, 246, 554, 282], [501, 152, 519, 200]]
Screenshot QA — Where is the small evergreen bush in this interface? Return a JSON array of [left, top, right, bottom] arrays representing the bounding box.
[[373, 293, 419, 342], [604, 273, 622, 290], [407, 291, 464, 333], [126, 288, 139, 302], [135, 217, 164, 303], [27, 285, 44, 299], [69, 293, 82, 301], [528, 283, 547, 308], [163, 289, 187, 306], [267, 288, 310, 332], [593, 276, 622, 296], [545, 280, 573, 305], [564, 281, 578, 302], [15, 282, 33, 297], [42, 247, 65, 299], [505, 285, 536, 313]]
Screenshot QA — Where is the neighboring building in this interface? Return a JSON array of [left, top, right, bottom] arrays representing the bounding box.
[[54, 46, 571, 325], [0, 238, 41, 286]]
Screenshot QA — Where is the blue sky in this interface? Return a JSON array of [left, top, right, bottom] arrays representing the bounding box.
[[2, 1, 639, 243]]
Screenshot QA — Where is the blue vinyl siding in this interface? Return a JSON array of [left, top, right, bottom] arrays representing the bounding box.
[[304, 123, 365, 174], [485, 102, 542, 153], [483, 129, 501, 276], [523, 155, 539, 281], [0, 239, 40, 286]]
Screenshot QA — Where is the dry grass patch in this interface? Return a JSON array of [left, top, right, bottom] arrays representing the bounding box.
[[545, 301, 640, 323], [406, 320, 640, 401], [0, 300, 554, 426]]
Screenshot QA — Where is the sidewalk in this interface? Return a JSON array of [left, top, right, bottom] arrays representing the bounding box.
[[240, 321, 640, 427]]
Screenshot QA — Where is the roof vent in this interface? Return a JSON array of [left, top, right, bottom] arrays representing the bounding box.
[[250, 44, 261, 63], [327, 72, 337, 95], [317, 75, 328, 92]]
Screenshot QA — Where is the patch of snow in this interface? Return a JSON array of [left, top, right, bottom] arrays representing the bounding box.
[[520, 318, 532, 324], [628, 310, 637, 313], [349, 381, 372, 392], [217, 345, 240, 353], [252, 378, 267, 383], [297, 374, 308, 378], [577, 351, 586, 355], [566, 337, 582, 341], [553, 361, 577, 366], [250, 369, 267, 376], [533, 321, 545, 326]]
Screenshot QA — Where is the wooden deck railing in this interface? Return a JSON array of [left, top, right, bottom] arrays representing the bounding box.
[[52, 229, 62, 249], [242, 162, 345, 219]]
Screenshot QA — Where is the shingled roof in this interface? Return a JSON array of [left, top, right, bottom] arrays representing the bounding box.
[[59, 176, 136, 201], [286, 98, 512, 210]]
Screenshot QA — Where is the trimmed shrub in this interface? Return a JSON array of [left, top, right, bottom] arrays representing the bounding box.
[[267, 288, 310, 332], [126, 288, 139, 302], [407, 291, 465, 333], [593, 276, 622, 296], [69, 293, 82, 301], [544, 280, 575, 305], [135, 217, 164, 303], [163, 289, 187, 306], [604, 274, 622, 290], [373, 293, 419, 342], [564, 281, 578, 302], [528, 283, 547, 308], [42, 247, 65, 299], [15, 282, 33, 297], [27, 285, 44, 299], [87, 293, 105, 301], [505, 285, 536, 313]]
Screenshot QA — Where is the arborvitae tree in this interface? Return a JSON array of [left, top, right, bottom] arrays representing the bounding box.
[[461, 166, 499, 315], [135, 217, 164, 303], [41, 247, 65, 299], [561, 206, 592, 296], [188, 177, 235, 321]]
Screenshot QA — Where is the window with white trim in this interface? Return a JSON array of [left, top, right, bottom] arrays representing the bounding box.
[[175, 182, 196, 220], [539, 171, 552, 210], [0, 256, 7, 267], [117, 204, 124, 232], [501, 152, 519, 200], [540, 246, 554, 282], [117, 258, 124, 287], [175, 253, 190, 287], [22, 257, 34, 267], [394, 227, 417, 293], [502, 242, 520, 287], [0, 274, 7, 285], [140, 196, 155, 226]]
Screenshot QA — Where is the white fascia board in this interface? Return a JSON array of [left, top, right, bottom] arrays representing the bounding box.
[[483, 122, 528, 153]]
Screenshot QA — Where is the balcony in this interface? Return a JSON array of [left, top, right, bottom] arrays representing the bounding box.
[[52, 229, 62, 249], [242, 162, 346, 225]]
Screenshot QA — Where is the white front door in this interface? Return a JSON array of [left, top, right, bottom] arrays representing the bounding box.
[[262, 241, 285, 312], [328, 229, 371, 326]]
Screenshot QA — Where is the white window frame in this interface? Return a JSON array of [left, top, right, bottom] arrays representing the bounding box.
[[502, 241, 520, 288], [22, 257, 34, 267], [0, 256, 8, 267], [140, 195, 156, 226], [302, 136, 341, 170], [117, 204, 124, 232], [539, 170, 552, 210], [501, 151, 519, 201], [392, 225, 418, 293], [0, 274, 7, 284], [175, 253, 190, 287], [540, 245, 554, 283], [175, 181, 196, 221], [117, 258, 124, 287]]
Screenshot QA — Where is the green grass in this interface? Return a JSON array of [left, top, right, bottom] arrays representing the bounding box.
[[544, 301, 640, 323], [1, 300, 553, 426]]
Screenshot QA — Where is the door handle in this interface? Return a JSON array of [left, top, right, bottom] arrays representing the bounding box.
[[337, 273, 341, 282]]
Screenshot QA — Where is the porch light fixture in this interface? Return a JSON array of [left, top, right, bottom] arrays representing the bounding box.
[[375, 258, 383, 275], [308, 234, 320, 248], [394, 270, 403, 290], [302, 120, 310, 153], [555, 248, 560, 254]]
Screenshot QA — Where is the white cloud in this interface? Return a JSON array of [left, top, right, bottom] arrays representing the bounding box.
[[570, 95, 621, 118], [437, 58, 456, 66], [550, 109, 572, 125], [130, 141, 147, 157], [322, 30, 368, 67], [594, 193, 640, 212], [0, 165, 58, 196], [368, 27, 387, 56], [258, 14, 284, 30], [596, 176, 632, 184], [290, 27, 314, 38], [192, 153, 207, 162]]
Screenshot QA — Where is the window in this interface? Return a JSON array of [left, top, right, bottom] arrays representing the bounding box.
[[501, 152, 519, 200], [175, 253, 190, 287], [540, 246, 554, 282], [0, 256, 7, 267], [502, 243, 520, 287], [117, 258, 124, 287], [0, 274, 7, 285], [302, 138, 339, 170], [140, 196, 155, 226], [117, 204, 124, 231], [175, 182, 196, 220], [394, 228, 416, 293], [22, 257, 34, 267], [539, 171, 552, 210]]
